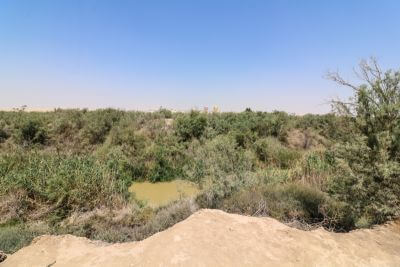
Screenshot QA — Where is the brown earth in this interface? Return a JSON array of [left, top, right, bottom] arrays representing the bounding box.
[[2, 209, 400, 267]]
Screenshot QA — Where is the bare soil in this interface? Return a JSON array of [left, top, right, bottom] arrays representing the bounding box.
[[2, 209, 400, 267]]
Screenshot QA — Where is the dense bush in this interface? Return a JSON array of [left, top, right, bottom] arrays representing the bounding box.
[[0, 152, 129, 219], [220, 183, 353, 231], [254, 137, 300, 168], [0, 223, 47, 254], [82, 109, 123, 145], [175, 111, 207, 142], [229, 129, 256, 149], [252, 111, 291, 140], [18, 120, 47, 145], [326, 59, 400, 227], [295, 114, 353, 142], [327, 137, 400, 227], [187, 136, 256, 208], [52, 109, 85, 135], [0, 128, 8, 143], [148, 143, 183, 182]]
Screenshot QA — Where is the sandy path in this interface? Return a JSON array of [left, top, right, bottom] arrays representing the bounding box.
[[2, 209, 400, 267]]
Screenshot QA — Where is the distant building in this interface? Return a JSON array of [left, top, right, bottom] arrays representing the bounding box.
[[212, 106, 220, 113]]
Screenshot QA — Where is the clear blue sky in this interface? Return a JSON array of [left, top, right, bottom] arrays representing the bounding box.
[[1, 1, 400, 113]]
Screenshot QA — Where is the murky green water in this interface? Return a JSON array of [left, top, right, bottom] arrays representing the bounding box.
[[129, 180, 200, 207]]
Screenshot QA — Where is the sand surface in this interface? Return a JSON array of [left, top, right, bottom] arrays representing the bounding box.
[[2, 209, 400, 267]]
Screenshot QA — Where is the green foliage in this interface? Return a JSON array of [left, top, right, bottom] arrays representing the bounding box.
[[229, 129, 255, 149], [254, 137, 300, 168], [328, 59, 400, 225], [220, 183, 354, 231], [298, 151, 333, 186], [186, 136, 255, 182], [52, 109, 85, 135], [158, 108, 173, 119], [327, 136, 400, 226], [303, 151, 331, 175], [0, 223, 46, 254], [175, 111, 207, 141], [0, 90, 398, 244], [82, 109, 123, 145], [0, 152, 129, 218], [18, 120, 47, 145], [0, 128, 9, 143], [252, 111, 291, 140], [295, 113, 353, 141], [58, 199, 197, 245], [149, 143, 182, 182], [188, 136, 256, 207]]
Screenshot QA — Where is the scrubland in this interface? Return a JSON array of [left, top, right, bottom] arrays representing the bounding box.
[[1, 60, 399, 254]]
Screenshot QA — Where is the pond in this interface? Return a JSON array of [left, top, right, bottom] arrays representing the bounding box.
[[129, 180, 200, 207]]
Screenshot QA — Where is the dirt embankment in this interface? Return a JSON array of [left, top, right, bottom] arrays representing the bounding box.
[[2, 209, 400, 267]]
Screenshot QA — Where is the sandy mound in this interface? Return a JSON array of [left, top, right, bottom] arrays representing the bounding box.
[[2, 209, 400, 267]]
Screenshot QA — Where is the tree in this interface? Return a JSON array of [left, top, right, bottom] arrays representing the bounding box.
[[327, 58, 400, 227]]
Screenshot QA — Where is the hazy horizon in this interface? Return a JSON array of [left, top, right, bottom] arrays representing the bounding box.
[[1, 1, 400, 114], [0, 106, 329, 115]]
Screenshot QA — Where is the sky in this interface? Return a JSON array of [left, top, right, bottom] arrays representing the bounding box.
[[1, 1, 400, 114]]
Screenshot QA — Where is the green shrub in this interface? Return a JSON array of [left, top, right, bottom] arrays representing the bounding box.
[[18, 120, 47, 145], [327, 137, 400, 226], [207, 113, 233, 135], [229, 129, 255, 149], [220, 183, 354, 230], [254, 137, 300, 168], [52, 109, 84, 135], [82, 109, 123, 145], [295, 113, 352, 142], [294, 150, 333, 189], [252, 111, 291, 140], [189, 136, 256, 207], [132, 199, 197, 240], [263, 168, 293, 184], [57, 199, 197, 244], [175, 111, 207, 142], [158, 108, 173, 119], [0, 153, 129, 219], [0, 128, 8, 143], [327, 59, 400, 226], [149, 144, 181, 182], [100, 121, 149, 180], [0, 223, 47, 254], [186, 136, 255, 184]]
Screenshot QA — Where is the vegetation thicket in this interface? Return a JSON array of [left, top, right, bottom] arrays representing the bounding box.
[[1, 59, 399, 253]]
